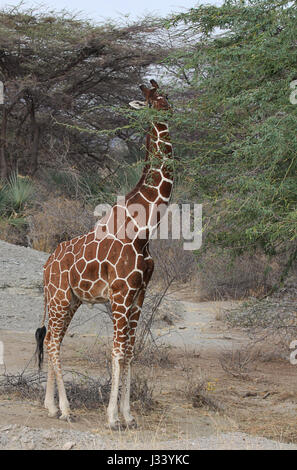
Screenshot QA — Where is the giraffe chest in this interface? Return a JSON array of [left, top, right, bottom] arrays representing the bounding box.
[[67, 235, 144, 303], [45, 218, 148, 306]]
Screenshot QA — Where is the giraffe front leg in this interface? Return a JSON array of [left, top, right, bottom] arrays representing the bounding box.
[[119, 306, 141, 429], [107, 354, 122, 430], [120, 359, 136, 428], [56, 372, 71, 421], [107, 299, 131, 430], [120, 259, 154, 428]]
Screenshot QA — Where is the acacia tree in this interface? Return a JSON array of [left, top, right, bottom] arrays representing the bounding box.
[[163, 0, 297, 286], [0, 7, 164, 178]]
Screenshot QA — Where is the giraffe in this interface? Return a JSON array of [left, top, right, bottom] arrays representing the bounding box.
[[35, 79, 173, 430]]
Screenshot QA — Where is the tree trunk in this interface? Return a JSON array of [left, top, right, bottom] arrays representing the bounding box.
[[30, 105, 40, 175], [0, 107, 8, 179], [31, 120, 40, 175]]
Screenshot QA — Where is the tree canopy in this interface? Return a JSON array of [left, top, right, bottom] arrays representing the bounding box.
[[164, 0, 297, 274], [0, 7, 163, 178], [0, 0, 296, 286]]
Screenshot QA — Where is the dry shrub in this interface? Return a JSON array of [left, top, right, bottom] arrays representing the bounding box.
[[0, 218, 28, 246], [147, 236, 288, 302], [64, 371, 111, 410], [130, 374, 155, 412], [0, 369, 155, 412], [78, 301, 175, 370], [191, 382, 222, 411], [225, 289, 297, 358], [135, 343, 174, 368], [0, 371, 46, 402], [219, 343, 261, 380], [133, 288, 174, 359], [177, 350, 223, 412], [27, 197, 96, 252], [150, 238, 197, 285], [65, 372, 155, 412], [196, 248, 284, 300], [182, 374, 223, 412]]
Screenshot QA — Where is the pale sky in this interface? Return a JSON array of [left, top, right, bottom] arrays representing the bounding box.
[[0, 0, 223, 22]]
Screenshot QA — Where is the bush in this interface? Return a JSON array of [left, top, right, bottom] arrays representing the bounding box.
[[151, 238, 197, 285], [0, 217, 28, 245], [27, 197, 96, 252], [196, 248, 285, 300], [0, 172, 34, 217], [0, 173, 34, 244]]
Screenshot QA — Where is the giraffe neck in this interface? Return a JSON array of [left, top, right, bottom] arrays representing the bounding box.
[[144, 122, 173, 198], [121, 121, 173, 243], [126, 121, 173, 205]]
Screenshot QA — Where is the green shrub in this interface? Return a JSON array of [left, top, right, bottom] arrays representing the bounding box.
[[0, 172, 34, 217]]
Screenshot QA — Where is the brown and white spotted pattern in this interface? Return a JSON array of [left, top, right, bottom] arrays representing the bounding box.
[[40, 80, 173, 429]]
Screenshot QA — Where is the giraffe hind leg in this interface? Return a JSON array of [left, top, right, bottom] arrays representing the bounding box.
[[44, 297, 81, 420], [107, 285, 147, 430], [44, 348, 58, 418]]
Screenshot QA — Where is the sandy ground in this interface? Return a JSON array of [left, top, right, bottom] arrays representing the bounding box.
[[0, 240, 297, 450]]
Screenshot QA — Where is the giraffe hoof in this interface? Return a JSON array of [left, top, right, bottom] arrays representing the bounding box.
[[47, 410, 59, 419], [59, 414, 72, 422], [126, 419, 137, 429], [107, 420, 123, 431]]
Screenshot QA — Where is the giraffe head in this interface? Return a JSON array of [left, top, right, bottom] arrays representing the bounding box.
[[129, 79, 170, 111]]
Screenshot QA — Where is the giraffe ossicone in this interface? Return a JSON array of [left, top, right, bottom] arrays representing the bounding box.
[[35, 79, 173, 430]]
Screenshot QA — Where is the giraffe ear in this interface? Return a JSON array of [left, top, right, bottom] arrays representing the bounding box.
[[150, 79, 159, 89], [139, 84, 150, 99], [139, 84, 149, 92], [129, 100, 146, 109]]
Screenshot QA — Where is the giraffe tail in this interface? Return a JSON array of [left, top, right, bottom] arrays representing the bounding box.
[[35, 326, 46, 370], [35, 294, 47, 370]]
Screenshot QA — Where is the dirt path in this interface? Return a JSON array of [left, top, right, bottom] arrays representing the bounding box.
[[1, 328, 297, 450], [0, 240, 296, 450]]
